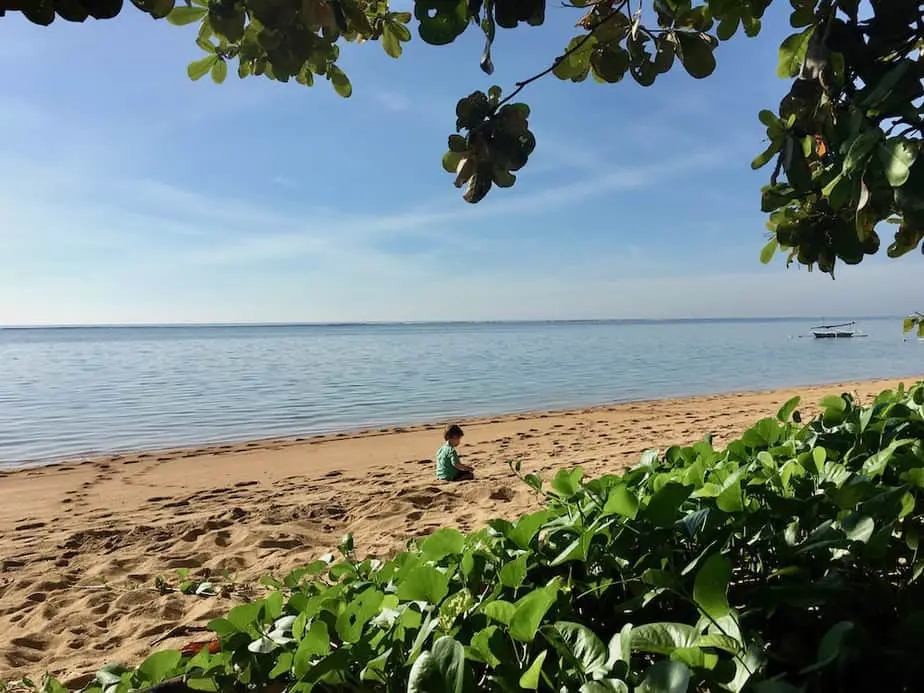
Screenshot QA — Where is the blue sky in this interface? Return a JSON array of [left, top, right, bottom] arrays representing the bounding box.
[[0, 3, 917, 324]]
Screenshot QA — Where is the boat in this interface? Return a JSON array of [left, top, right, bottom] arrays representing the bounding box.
[[811, 321, 864, 339]]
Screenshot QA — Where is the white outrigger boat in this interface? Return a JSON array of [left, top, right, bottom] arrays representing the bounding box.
[[811, 321, 865, 339]]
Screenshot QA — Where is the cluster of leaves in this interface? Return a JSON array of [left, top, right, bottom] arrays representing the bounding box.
[[164, 0, 412, 92], [440, 0, 752, 202], [24, 381, 924, 692], [0, 0, 123, 23], [442, 87, 536, 203], [2, 0, 412, 94], [756, 0, 924, 276]]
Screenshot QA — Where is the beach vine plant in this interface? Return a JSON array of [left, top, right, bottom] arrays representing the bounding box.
[[2, 1, 923, 277], [14, 381, 924, 692]]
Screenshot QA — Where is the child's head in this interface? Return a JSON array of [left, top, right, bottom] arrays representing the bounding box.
[[444, 424, 464, 447]]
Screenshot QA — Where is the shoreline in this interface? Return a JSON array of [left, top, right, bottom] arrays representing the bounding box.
[[4, 373, 922, 472], [0, 375, 920, 681]]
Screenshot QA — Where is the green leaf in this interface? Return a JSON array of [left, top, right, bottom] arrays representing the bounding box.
[[800, 621, 854, 674], [752, 682, 803, 693], [841, 514, 875, 543], [695, 633, 741, 653], [777, 395, 801, 422], [167, 5, 207, 25], [716, 12, 739, 41], [632, 623, 698, 655], [442, 151, 463, 174], [397, 565, 451, 604], [863, 439, 915, 477], [469, 626, 502, 666], [553, 36, 597, 82], [188, 55, 218, 81], [819, 394, 847, 412], [329, 66, 352, 98], [498, 552, 530, 589], [408, 636, 470, 693], [606, 623, 633, 669], [777, 26, 815, 78], [581, 680, 630, 693], [637, 660, 691, 693], [644, 483, 692, 526], [382, 24, 402, 58], [676, 32, 716, 79], [760, 239, 777, 264], [843, 132, 880, 175], [518, 650, 547, 690], [414, 0, 468, 46], [207, 617, 238, 636], [293, 621, 330, 678], [693, 554, 731, 621], [420, 528, 465, 560], [226, 602, 261, 632], [264, 590, 284, 620], [268, 652, 293, 679], [742, 15, 761, 37], [483, 600, 517, 625], [210, 59, 227, 85], [136, 0, 176, 19], [508, 510, 552, 548], [590, 45, 630, 83], [137, 651, 182, 684], [335, 587, 384, 642], [863, 60, 913, 109], [510, 582, 560, 642], [547, 621, 608, 677], [752, 140, 782, 170], [551, 467, 583, 497], [716, 480, 743, 513], [602, 483, 639, 519], [879, 139, 919, 188]]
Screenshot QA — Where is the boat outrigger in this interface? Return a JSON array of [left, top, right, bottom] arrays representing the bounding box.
[[811, 321, 865, 339]]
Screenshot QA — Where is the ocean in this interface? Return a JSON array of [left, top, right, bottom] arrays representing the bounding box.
[[0, 318, 920, 467]]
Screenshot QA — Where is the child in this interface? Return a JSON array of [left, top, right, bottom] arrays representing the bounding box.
[[436, 424, 474, 481]]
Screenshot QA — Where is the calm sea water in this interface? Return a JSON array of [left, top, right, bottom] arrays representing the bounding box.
[[0, 319, 920, 467]]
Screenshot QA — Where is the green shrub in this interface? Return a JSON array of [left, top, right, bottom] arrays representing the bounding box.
[[32, 383, 924, 692]]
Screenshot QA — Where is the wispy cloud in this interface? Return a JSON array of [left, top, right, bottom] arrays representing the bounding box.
[[371, 90, 412, 112]]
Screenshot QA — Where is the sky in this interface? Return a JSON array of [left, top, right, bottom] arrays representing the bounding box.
[[0, 3, 918, 325]]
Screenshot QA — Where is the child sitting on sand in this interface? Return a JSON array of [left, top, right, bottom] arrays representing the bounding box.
[[436, 424, 474, 482]]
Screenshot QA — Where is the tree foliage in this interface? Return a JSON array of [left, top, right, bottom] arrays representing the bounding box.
[[12, 383, 924, 692], [2, 0, 922, 275]]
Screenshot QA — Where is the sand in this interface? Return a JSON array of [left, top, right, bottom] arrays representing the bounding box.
[[0, 377, 919, 684]]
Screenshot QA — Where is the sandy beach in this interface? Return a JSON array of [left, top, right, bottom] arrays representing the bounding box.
[[0, 377, 919, 684]]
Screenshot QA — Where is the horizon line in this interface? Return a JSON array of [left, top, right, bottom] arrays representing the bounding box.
[[0, 315, 906, 330]]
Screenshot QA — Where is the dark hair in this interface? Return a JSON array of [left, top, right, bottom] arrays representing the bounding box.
[[444, 424, 464, 440]]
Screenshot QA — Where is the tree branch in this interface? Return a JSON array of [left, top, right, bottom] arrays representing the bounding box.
[[495, 1, 630, 109]]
